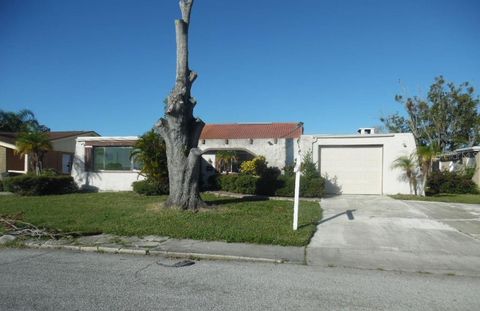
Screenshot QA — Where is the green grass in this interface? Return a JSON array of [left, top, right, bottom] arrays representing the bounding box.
[[391, 193, 480, 204], [0, 192, 322, 246]]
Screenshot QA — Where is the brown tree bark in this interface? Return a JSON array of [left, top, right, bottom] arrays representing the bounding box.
[[155, 0, 205, 210]]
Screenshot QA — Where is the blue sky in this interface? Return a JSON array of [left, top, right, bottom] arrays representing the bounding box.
[[1, 0, 479, 136]]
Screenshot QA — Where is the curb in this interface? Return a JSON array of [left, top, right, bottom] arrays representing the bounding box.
[[25, 243, 286, 264]]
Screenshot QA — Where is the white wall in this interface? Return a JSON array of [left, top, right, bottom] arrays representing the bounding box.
[[71, 137, 145, 192], [300, 133, 417, 195], [199, 138, 294, 170]]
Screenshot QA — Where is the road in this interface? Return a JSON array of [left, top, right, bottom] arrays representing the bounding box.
[[1, 249, 479, 310]]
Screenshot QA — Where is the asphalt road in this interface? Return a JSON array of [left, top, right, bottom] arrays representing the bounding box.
[[1, 249, 479, 310]]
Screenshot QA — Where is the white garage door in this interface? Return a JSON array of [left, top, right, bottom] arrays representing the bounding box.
[[319, 145, 383, 194]]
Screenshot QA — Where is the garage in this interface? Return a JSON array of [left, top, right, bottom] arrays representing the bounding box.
[[319, 145, 383, 194]]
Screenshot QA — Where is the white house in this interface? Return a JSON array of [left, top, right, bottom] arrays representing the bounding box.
[[437, 146, 480, 186], [71, 136, 145, 191], [71, 124, 417, 194]]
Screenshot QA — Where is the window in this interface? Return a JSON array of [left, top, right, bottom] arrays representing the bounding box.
[[93, 146, 141, 171]]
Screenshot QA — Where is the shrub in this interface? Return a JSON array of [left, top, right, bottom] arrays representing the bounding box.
[[132, 178, 168, 196], [3, 174, 78, 196], [256, 167, 281, 195], [234, 174, 258, 194], [275, 175, 325, 198], [206, 174, 220, 190], [219, 174, 238, 192], [0, 179, 3, 192], [240, 156, 267, 176], [426, 171, 478, 195]]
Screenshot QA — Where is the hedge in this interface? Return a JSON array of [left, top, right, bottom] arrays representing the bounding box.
[[217, 173, 325, 198], [426, 171, 478, 195], [132, 179, 169, 196], [3, 175, 78, 196]]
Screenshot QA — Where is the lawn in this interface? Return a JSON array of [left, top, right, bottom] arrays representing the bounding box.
[[0, 192, 322, 246], [391, 193, 480, 204]]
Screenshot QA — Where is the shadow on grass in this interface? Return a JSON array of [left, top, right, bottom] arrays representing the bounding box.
[[204, 195, 269, 206]]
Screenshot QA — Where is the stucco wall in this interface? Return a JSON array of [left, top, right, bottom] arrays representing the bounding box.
[[199, 138, 293, 170], [300, 133, 417, 195], [71, 137, 145, 191]]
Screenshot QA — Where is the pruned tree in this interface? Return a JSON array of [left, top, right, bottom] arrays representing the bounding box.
[[154, 0, 205, 210]]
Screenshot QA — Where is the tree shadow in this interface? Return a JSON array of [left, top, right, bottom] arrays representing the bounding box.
[[323, 173, 343, 195], [204, 195, 269, 206]]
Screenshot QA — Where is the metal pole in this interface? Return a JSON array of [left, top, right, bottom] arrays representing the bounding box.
[[293, 169, 300, 230]]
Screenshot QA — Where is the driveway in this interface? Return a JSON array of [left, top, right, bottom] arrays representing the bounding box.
[[306, 195, 480, 276]]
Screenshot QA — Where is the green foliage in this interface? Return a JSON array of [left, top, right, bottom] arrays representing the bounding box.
[[3, 174, 78, 196], [132, 179, 168, 196], [301, 151, 320, 179], [391, 153, 418, 195], [215, 150, 238, 173], [218, 174, 258, 194], [234, 175, 258, 194], [0, 179, 3, 192], [0, 109, 49, 132], [381, 76, 480, 151], [426, 171, 478, 195], [256, 167, 282, 195], [240, 156, 267, 176], [131, 129, 168, 187], [275, 176, 325, 198], [15, 130, 52, 175]]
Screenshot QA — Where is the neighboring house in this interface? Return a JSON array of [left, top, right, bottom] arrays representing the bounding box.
[[71, 136, 145, 191], [199, 122, 303, 182], [300, 128, 417, 195], [0, 131, 99, 177], [437, 146, 480, 186]]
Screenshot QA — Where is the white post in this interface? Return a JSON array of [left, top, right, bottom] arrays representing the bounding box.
[[293, 140, 302, 231], [293, 169, 300, 230]]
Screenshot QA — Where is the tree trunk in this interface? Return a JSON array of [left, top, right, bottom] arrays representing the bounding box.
[[155, 0, 205, 210]]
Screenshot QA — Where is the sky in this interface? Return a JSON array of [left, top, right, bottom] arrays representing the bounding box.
[[1, 0, 479, 136]]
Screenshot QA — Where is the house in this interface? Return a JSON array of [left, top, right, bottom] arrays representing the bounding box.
[[71, 136, 145, 191], [437, 146, 480, 186], [70, 123, 417, 195], [0, 131, 99, 177]]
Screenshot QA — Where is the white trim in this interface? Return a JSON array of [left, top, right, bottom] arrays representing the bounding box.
[[76, 136, 139, 142], [0, 141, 17, 150]]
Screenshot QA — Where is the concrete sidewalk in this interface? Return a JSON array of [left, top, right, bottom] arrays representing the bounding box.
[[306, 195, 480, 276], [22, 234, 305, 264]]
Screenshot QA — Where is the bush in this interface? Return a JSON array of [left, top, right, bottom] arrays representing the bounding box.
[[240, 156, 267, 176], [275, 175, 325, 198], [218, 174, 258, 194], [256, 167, 281, 195], [426, 171, 478, 195], [0, 179, 3, 192], [3, 174, 78, 196], [219, 174, 238, 192], [132, 179, 168, 196], [234, 174, 257, 194]]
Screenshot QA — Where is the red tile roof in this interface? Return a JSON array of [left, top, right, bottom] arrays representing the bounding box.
[[200, 123, 303, 139]]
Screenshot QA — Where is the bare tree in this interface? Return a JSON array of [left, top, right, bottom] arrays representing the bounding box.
[[155, 0, 205, 210]]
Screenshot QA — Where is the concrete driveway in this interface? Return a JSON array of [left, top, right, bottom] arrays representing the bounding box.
[[306, 195, 480, 276]]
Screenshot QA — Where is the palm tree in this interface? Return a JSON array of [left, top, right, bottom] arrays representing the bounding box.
[[215, 151, 238, 173], [15, 130, 52, 175], [417, 144, 439, 195], [392, 153, 418, 195], [0, 109, 48, 132], [130, 129, 168, 182]]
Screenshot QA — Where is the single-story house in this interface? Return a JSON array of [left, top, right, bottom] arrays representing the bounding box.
[[0, 131, 99, 177], [71, 136, 145, 191], [437, 146, 480, 186]]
